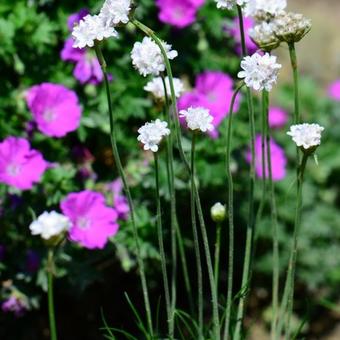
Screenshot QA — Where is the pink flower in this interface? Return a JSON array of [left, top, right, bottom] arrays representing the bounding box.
[[328, 80, 340, 101], [269, 106, 288, 128], [61, 190, 119, 249], [26, 83, 82, 138], [178, 71, 240, 138], [156, 0, 205, 29], [2, 295, 28, 317], [246, 135, 287, 181], [229, 17, 257, 55], [0, 137, 48, 190]]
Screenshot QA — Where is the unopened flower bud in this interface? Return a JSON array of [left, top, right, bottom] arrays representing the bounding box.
[[249, 22, 280, 52], [211, 202, 226, 223]]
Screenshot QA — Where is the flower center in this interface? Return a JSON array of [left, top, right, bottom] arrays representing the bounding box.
[[207, 91, 217, 103], [174, 6, 184, 19], [76, 216, 91, 230], [43, 109, 56, 122], [6, 163, 21, 177]]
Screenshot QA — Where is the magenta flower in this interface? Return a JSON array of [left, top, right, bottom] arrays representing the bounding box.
[[229, 17, 257, 55], [156, 0, 205, 29], [110, 178, 129, 220], [178, 71, 240, 138], [0, 137, 48, 190], [246, 135, 287, 181], [2, 295, 28, 317], [26, 83, 82, 138], [328, 80, 340, 101], [269, 106, 288, 128], [61, 190, 119, 249], [67, 8, 89, 31]]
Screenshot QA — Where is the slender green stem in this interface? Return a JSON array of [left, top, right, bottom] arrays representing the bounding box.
[[214, 222, 221, 295], [190, 133, 204, 339], [262, 91, 280, 340], [47, 249, 57, 340], [154, 152, 173, 339], [161, 75, 178, 337], [223, 83, 244, 340], [288, 43, 300, 125], [94, 44, 153, 338], [276, 153, 309, 339], [237, 6, 247, 57], [131, 19, 220, 339], [234, 7, 257, 339]]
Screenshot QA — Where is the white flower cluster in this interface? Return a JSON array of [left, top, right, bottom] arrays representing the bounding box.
[[245, 0, 287, 17], [72, 0, 131, 48], [137, 119, 170, 152], [215, 0, 248, 10], [287, 124, 324, 150], [238, 52, 281, 91], [29, 211, 71, 240], [180, 107, 214, 133], [249, 22, 280, 51], [131, 37, 178, 77], [144, 77, 184, 100]]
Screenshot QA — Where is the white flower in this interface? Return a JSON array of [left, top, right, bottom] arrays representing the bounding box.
[[137, 119, 170, 152], [29, 211, 71, 240], [100, 0, 131, 26], [249, 22, 280, 51], [215, 0, 248, 10], [144, 77, 184, 100], [245, 0, 286, 17], [72, 14, 118, 49], [179, 107, 214, 133], [211, 202, 226, 222], [131, 37, 178, 77], [287, 123, 324, 150], [238, 52, 281, 91]]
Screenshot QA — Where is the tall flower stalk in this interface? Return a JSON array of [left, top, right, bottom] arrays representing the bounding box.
[[223, 83, 244, 340], [47, 249, 57, 340], [234, 6, 257, 340], [94, 44, 154, 338], [131, 18, 221, 340]]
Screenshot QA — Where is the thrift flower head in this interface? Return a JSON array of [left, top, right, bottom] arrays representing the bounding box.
[[238, 52, 281, 91], [61, 190, 119, 249], [287, 123, 324, 151], [0, 137, 48, 190], [272, 12, 312, 43], [100, 0, 132, 26], [29, 211, 71, 240], [144, 77, 184, 100], [137, 119, 170, 152], [269, 106, 288, 128], [72, 14, 118, 49], [2, 295, 29, 317], [178, 71, 240, 138], [215, 0, 248, 10], [249, 21, 280, 51], [180, 107, 214, 132], [210, 202, 226, 222], [131, 37, 178, 77], [68, 8, 89, 30], [247, 135, 287, 181], [328, 80, 340, 101], [156, 0, 204, 29], [245, 0, 286, 18], [26, 83, 82, 137]]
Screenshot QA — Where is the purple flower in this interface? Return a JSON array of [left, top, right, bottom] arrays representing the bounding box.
[[67, 8, 89, 31], [178, 71, 240, 138], [246, 135, 287, 181], [2, 295, 28, 317], [328, 80, 340, 101], [26, 83, 82, 138], [229, 17, 257, 55], [0, 137, 48, 190], [269, 106, 288, 128], [25, 250, 40, 273], [156, 0, 205, 29], [109, 178, 129, 220], [61, 190, 119, 249]]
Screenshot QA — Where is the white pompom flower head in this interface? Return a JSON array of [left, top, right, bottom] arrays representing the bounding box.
[[215, 0, 248, 10], [144, 77, 184, 101], [100, 0, 132, 26], [287, 123, 324, 154], [180, 107, 214, 133], [137, 119, 171, 153]]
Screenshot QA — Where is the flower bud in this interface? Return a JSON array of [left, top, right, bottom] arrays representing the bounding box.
[[249, 22, 281, 52], [211, 202, 226, 223]]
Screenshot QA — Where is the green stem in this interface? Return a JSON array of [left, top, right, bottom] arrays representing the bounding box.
[[223, 83, 244, 340], [161, 75, 178, 337], [288, 43, 300, 125], [190, 133, 204, 339], [214, 222, 221, 295], [262, 91, 280, 340], [94, 44, 153, 338], [234, 7, 257, 339], [154, 152, 172, 339], [276, 153, 309, 339], [131, 19, 220, 339], [47, 249, 57, 340]]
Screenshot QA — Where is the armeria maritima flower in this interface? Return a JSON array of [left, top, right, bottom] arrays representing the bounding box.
[[180, 106, 214, 132], [100, 0, 132, 26], [215, 0, 248, 10], [245, 0, 286, 18], [144, 76, 184, 100], [287, 123, 324, 151]]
